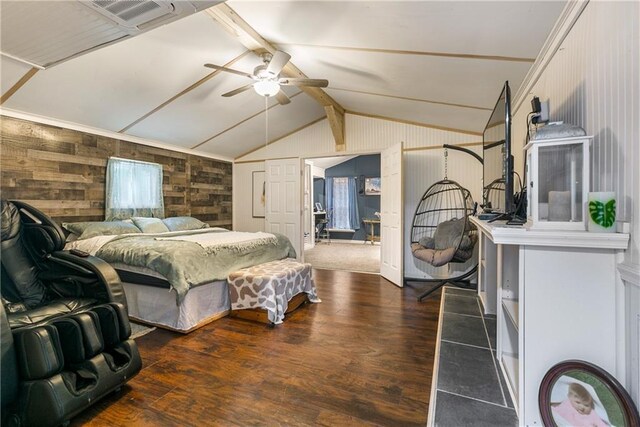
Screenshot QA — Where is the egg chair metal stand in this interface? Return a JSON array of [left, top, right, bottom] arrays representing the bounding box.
[[404, 145, 481, 301]]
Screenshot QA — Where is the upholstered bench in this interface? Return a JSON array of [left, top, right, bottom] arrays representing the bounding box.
[[227, 258, 321, 324]]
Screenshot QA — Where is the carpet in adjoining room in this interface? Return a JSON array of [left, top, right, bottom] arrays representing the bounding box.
[[304, 242, 380, 273]]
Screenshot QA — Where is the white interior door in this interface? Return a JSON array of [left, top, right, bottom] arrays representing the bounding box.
[[381, 142, 403, 286], [303, 161, 313, 249], [265, 158, 303, 260]]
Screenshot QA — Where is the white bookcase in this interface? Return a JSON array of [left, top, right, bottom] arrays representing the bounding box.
[[471, 216, 629, 425]]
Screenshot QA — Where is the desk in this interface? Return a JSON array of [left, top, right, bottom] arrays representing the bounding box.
[[314, 211, 328, 242], [362, 218, 380, 244], [470, 216, 629, 425]]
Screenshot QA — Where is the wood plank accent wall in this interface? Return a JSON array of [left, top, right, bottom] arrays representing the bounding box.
[[0, 116, 232, 227]]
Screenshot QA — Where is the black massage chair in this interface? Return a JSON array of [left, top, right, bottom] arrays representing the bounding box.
[[0, 200, 142, 426]]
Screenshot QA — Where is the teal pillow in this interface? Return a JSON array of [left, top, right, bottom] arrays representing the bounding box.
[[62, 220, 141, 240], [132, 217, 170, 233], [162, 216, 209, 232]]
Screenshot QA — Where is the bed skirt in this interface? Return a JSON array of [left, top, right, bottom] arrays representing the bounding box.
[[122, 280, 230, 333]]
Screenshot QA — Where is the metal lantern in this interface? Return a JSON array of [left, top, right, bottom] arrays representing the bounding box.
[[525, 135, 592, 230]]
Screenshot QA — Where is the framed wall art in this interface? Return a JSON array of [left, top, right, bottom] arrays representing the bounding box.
[[364, 177, 381, 195]]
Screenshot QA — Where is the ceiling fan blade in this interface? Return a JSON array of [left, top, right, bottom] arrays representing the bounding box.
[[275, 90, 291, 105], [266, 50, 291, 75], [279, 78, 329, 88], [204, 63, 254, 79], [222, 83, 254, 97]]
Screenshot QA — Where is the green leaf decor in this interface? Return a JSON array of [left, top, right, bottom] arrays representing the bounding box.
[[589, 199, 616, 228]]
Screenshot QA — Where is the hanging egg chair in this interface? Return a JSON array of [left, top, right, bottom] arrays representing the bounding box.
[[405, 147, 479, 301]]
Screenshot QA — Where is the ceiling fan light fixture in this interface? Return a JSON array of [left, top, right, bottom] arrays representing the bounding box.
[[253, 79, 280, 97]]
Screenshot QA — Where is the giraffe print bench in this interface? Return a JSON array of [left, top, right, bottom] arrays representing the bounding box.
[[227, 258, 321, 324]]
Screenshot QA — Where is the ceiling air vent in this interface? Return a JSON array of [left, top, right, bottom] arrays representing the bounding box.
[[86, 0, 176, 29]]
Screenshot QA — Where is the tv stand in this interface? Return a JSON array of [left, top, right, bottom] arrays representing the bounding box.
[[471, 216, 629, 425]]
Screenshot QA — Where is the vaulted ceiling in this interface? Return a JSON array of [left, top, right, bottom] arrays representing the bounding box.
[[0, 1, 565, 160]]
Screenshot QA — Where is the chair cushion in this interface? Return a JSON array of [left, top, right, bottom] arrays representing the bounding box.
[[13, 324, 64, 380], [7, 298, 97, 329], [1, 201, 48, 308], [410, 243, 457, 267]]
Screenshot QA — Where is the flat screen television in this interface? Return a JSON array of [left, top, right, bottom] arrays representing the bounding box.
[[482, 81, 514, 216]]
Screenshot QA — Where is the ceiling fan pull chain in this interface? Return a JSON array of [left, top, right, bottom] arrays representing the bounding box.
[[265, 95, 269, 148]]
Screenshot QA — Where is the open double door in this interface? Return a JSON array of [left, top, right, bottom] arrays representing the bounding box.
[[263, 143, 403, 287]]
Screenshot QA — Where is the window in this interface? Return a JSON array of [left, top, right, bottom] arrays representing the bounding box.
[[105, 157, 164, 220], [326, 177, 360, 230]]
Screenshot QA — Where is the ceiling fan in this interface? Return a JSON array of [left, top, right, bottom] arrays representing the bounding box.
[[204, 50, 329, 105]]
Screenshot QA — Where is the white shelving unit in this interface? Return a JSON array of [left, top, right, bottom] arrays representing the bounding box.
[[471, 216, 629, 425], [478, 230, 497, 314]]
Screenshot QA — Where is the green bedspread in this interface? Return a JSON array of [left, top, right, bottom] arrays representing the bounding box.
[[93, 230, 296, 304]]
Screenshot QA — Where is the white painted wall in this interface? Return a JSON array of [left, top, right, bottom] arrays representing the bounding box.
[[511, 0, 639, 405], [311, 164, 325, 179], [232, 161, 265, 232], [234, 113, 481, 280]]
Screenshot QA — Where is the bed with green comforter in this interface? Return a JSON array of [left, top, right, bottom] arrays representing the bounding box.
[[65, 228, 297, 304]]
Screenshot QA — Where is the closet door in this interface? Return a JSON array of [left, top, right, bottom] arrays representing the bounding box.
[[265, 158, 303, 260], [380, 142, 403, 286]]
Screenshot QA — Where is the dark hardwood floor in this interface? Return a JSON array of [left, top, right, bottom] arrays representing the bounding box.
[[72, 270, 442, 426]]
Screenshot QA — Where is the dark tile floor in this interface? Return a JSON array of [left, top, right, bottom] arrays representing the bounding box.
[[432, 287, 518, 426]]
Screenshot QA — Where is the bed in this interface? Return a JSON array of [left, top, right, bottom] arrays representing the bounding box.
[[63, 218, 296, 332]]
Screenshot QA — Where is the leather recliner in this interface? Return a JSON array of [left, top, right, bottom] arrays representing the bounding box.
[[0, 200, 142, 427]]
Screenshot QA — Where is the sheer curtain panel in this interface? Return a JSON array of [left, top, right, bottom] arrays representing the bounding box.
[[326, 177, 360, 230], [105, 157, 164, 220]]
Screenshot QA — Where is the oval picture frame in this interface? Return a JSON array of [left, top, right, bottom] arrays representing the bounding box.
[[539, 360, 639, 427]]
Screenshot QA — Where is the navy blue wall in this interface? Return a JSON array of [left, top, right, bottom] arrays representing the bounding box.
[[313, 178, 325, 207], [317, 154, 381, 241]]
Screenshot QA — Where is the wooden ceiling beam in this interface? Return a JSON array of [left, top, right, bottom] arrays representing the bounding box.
[[325, 105, 345, 152], [205, 4, 347, 151], [0, 67, 38, 105]]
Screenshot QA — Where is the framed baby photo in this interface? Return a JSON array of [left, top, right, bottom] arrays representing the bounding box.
[[539, 360, 640, 427]]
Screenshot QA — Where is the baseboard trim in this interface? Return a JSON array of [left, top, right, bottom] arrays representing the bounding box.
[[315, 239, 379, 245]]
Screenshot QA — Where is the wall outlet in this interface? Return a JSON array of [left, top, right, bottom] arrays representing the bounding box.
[[531, 98, 550, 124]]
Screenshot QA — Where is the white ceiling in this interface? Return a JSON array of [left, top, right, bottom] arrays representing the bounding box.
[[229, 1, 561, 58], [0, 0, 221, 68], [310, 155, 358, 170], [0, 1, 566, 159]]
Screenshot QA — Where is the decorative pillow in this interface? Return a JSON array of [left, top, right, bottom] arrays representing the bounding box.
[[418, 236, 435, 249], [433, 218, 466, 250], [132, 217, 170, 234], [162, 216, 209, 232], [62, 221, 141, 240]]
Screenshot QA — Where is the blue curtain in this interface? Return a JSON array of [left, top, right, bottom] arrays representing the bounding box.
[[105, 157, 164, 220], [326, 177, 360, 230], [348, 177, 360, 230]]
